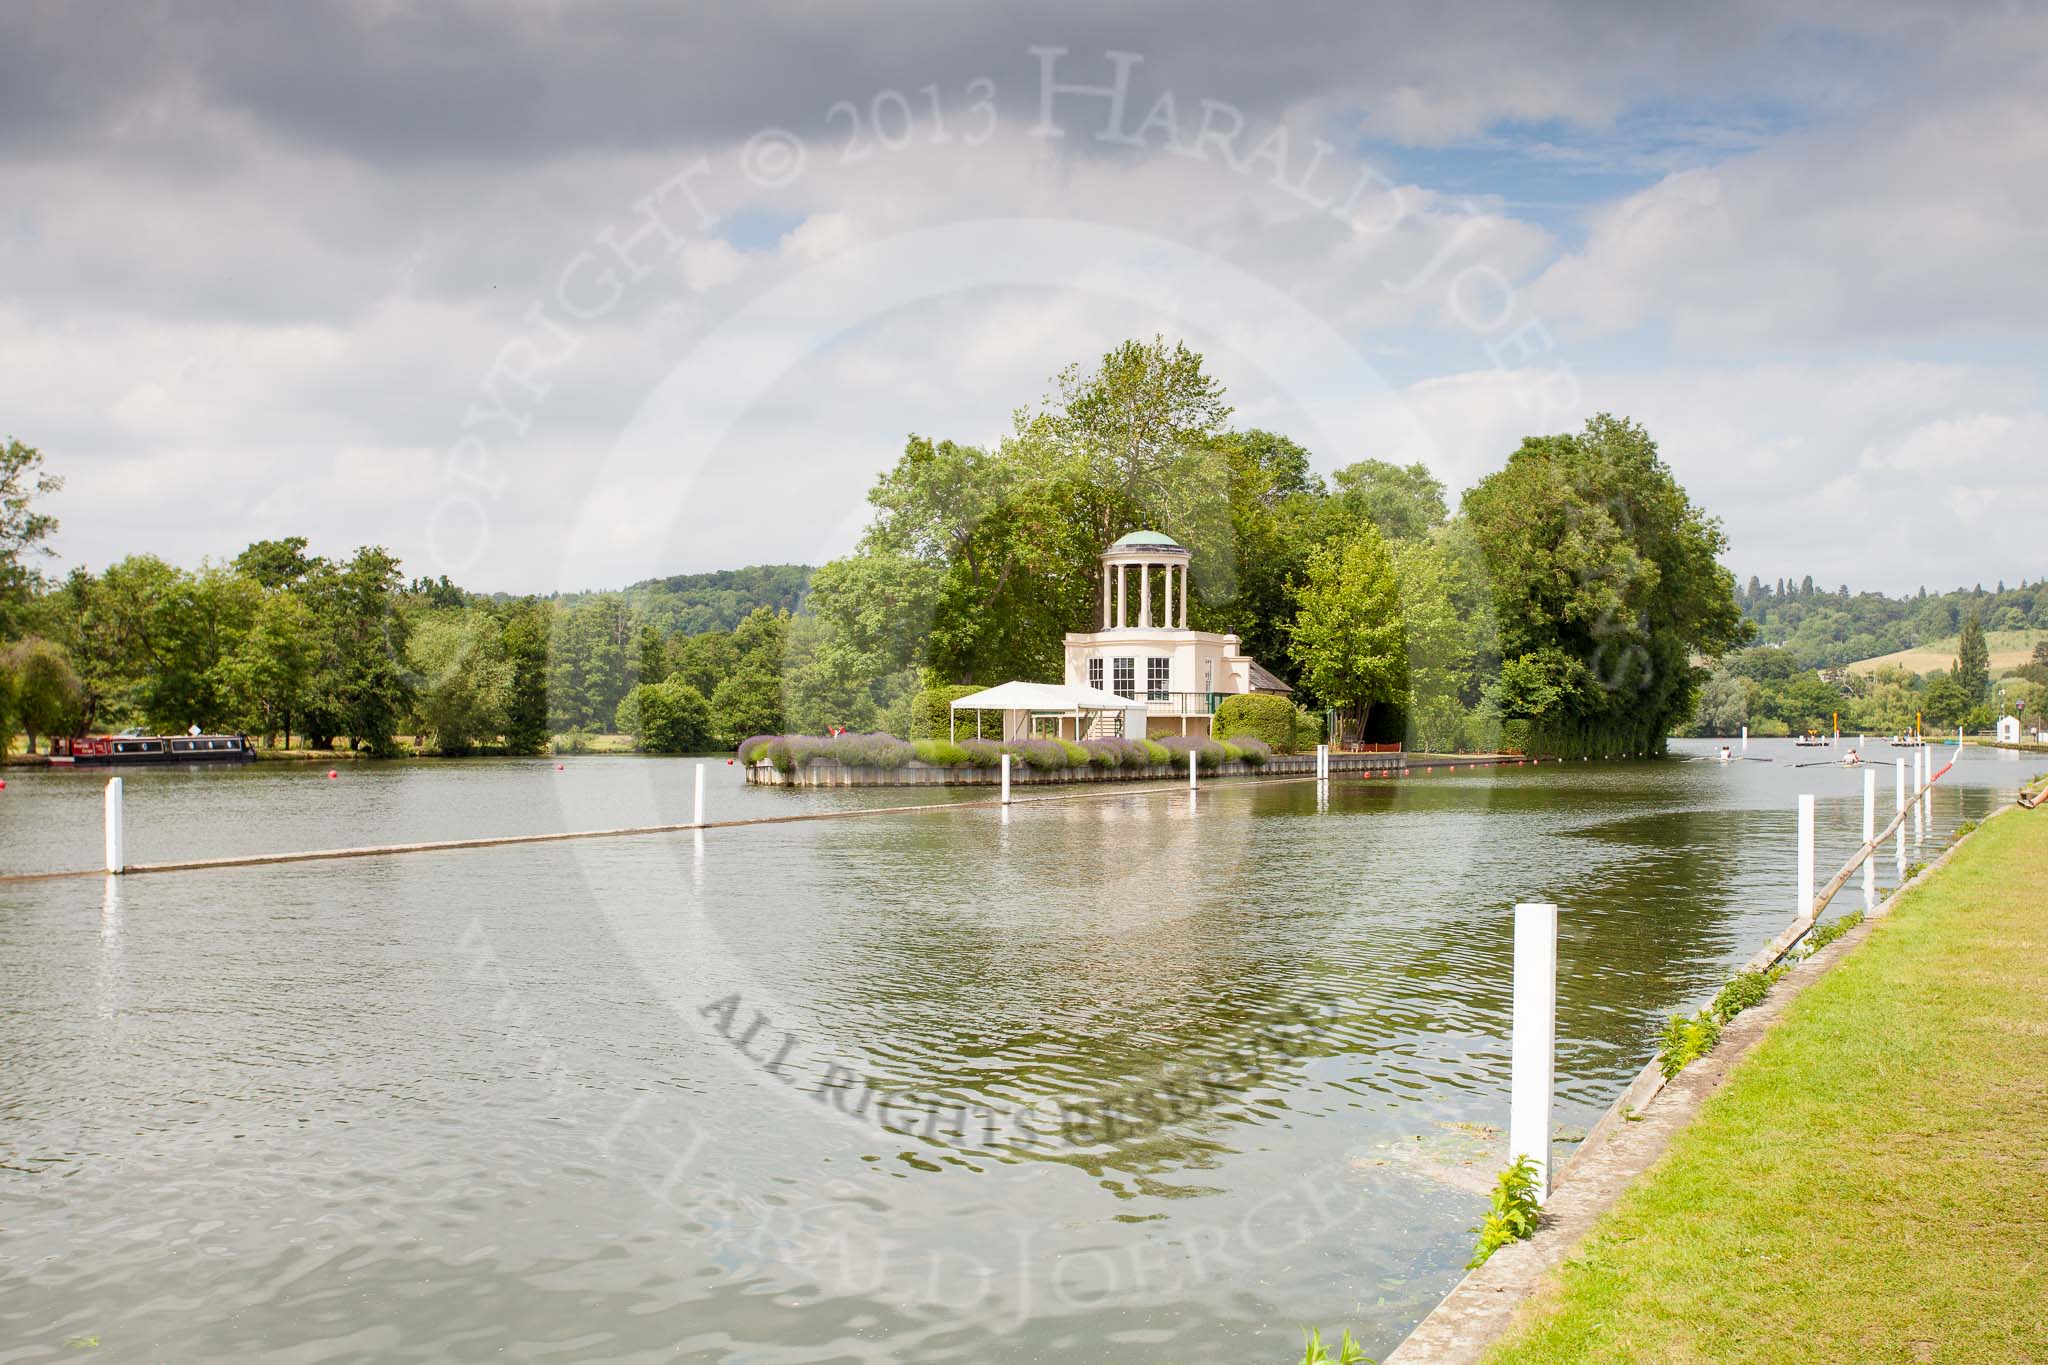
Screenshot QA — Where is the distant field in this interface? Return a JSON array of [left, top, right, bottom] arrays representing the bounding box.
[[1846, 628, 2044, 676]]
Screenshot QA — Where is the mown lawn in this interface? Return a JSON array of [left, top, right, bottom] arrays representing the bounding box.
[[1487, 791, 2048, 1364]]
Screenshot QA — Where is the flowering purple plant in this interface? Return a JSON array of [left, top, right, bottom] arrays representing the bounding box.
[[1006, 738, 1079, 771], [1229, 736, 1272, 766], [1160, 734, 1228, 769], [1081, 736, 1148, 769], [958, 738, 1003, 767]]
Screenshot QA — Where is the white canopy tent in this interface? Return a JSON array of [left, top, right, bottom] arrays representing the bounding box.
[[948, 681, 1148, 742]]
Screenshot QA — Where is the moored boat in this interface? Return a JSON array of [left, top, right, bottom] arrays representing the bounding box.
[[52, 733, 255, 765]]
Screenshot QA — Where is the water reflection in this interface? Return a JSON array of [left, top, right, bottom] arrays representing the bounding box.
[[0, 739, 2026, 1362]]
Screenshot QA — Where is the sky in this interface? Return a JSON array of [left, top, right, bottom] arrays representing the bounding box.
[[4, 1, 2045, 597]]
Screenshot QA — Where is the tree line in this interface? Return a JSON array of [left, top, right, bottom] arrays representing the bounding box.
[[1691, 618, 2048, 739], [1738, 575, 2048, 670], [5, 339, 1751, 759]]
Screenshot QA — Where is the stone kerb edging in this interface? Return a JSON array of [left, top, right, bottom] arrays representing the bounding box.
[[1384, 799, 2021, 1364]]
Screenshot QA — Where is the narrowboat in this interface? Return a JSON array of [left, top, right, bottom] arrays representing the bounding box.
[[51, 733, 256, 765]]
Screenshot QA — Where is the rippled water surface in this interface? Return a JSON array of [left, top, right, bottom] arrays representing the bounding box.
[[0, 741, 2031, 1362]]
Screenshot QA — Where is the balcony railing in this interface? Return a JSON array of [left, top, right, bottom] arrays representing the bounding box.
[[1108, 690, 1225, 715]]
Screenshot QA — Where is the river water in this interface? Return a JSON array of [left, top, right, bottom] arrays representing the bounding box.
[[0, 740, 2031, 1362]]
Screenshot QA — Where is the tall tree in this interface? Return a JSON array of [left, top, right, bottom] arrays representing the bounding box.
[[1462, 414, 1744, 743], [1288, 524, 1407, 739], [224, 591, 318, 745], [0, 438, 63, 637], [1206, 430, 1325, 676], [501, 602, 551, 754], [1395, 535, 1477, 750], [1328, 459, 1448, 544], [5, 638, 82, 753], [1953, 611, 1990, 702]]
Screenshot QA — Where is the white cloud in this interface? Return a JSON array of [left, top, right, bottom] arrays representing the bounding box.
[[1531, 80, 2048, 346], [1359, 361, 2046, 594]]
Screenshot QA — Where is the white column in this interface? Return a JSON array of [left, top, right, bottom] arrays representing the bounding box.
[[1741, 724, 1748, 750], [1116, 564, 1126, 628], [1797, 794, 1816, 919], [694, 762, 706, 826], [1894, 751, 1907, 869], [1000, 752, 1011, 805], [104, 777, 125, 875], [1863, 766, 1877, 907], [1922, 748, 1933, 823], [1139, 562, 1152, 628], [1189, 750, 1198, 791], [1180, 561, 1188, 630], [1102, 562, 1111, 628], [1511, 901, 1559, 1203], [1317, 743, 1328, 780]]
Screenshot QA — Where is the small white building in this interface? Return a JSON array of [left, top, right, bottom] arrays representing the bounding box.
[[1997, 714, 2022, 744], [1059, 531, 1292, 738]]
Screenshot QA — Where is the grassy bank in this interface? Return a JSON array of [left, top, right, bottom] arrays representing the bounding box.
[[1488, 784, 2048, 1364]]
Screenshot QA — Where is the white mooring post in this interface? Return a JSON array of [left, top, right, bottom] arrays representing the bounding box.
[[1863, 767, 1877, 907], [1000, 752, 1011, 805], [1894, 755, 1907, 869], [1316, 743, 1328, 780], [1797, 794, 1816, 919], [1915, 748, 1927, 836], [1188, 750, 1198, 792], [693, 762, 706, 827], [1922, 748, 1934, 823], [1741, 724, 1748, 750], [104, 777, 125, 875], [1511, 901, 1559, 1203]]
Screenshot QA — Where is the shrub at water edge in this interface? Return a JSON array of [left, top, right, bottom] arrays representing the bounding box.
[[1214, 693, 1298, 752], [1160, 734, 1227, 769], [912, 738, 971, 766]]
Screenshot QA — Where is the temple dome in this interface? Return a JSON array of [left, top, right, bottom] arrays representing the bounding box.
[[1104, 530, 1187, 553]]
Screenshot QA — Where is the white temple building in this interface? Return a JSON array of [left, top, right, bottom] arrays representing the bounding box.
[[949, 531, 1291, 741]]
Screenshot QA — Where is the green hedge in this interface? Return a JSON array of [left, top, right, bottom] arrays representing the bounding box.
[[910, 684, 999, 740], [1214, 693, 1299, 752]]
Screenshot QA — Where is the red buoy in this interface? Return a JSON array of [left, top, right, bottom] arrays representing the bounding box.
[[327, 769, 338, 779], [556, 764, 565, 771], [0, 778, 7, 789]]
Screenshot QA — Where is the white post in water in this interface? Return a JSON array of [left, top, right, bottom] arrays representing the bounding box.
[[104, 777, 125, 875], [1915, 748, 1927, 835], [1922, 748, 1934, 823], [1741, 724, 1748, 751], [1188, 750, 1199, 791], [1316, 743, 1328, 780], [1511, 901, 1559, 1203], [693, 762, 706, 827], [1797, 794, 1816, 919], [1000, 752, 1011, 805], [1894, 755, 1907, 870], [1863, 767, 1877, 908]]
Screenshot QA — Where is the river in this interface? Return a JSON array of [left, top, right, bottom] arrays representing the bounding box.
[[0, 740, 2031, 1362]]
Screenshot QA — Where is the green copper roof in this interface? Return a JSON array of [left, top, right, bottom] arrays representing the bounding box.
[[1106, 530, 1185, 550]]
